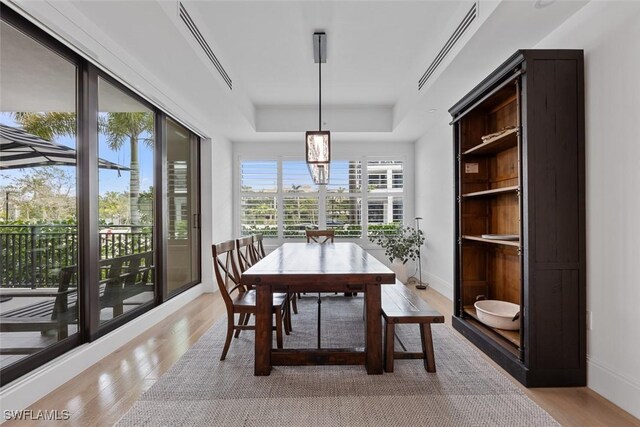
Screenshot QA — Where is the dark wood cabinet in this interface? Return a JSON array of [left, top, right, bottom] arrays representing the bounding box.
[[449, 50, 586, 387]]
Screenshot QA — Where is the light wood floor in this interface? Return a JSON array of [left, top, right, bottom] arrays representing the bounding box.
[[7, 288, 640, 427]]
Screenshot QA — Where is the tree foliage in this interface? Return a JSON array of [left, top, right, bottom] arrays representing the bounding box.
[[1, 167, 76, 222], [12, 112, 76, 141]]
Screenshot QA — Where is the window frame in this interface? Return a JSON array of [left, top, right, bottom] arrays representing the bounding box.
[[236, 155, 410, 247], [0, 5, 202, 386]]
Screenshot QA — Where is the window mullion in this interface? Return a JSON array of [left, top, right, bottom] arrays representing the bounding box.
[[362, 156, 368, 239], [276, 158, 284, 240]]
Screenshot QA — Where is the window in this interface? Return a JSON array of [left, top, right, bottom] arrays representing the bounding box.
[[238, 158, 405, 240], [240, 161, 278, 237], [98, 77, 155, 325], [166, 119, 200, 295], [0, 8, 202, 385], [0, 17, 79, 369]]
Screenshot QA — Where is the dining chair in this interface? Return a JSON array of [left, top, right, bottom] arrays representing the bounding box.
[[237, 236, 293, 331], [305, 229, 335, 244], [212, 240, 288, 361], [253, 233, 266, 260], [253, 233, 298, 316], [236, 236, 258, 274]]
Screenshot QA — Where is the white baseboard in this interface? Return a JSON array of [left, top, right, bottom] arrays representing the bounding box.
[[422, 270, 453, 300], [587, 356, 640, 419], [0, 284, 204, 414]]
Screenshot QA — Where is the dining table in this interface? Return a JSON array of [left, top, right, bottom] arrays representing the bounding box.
[[241, 242, 396, 376]]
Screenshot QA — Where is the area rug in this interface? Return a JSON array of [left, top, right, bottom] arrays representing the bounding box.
[[116, 295, 558, 426]]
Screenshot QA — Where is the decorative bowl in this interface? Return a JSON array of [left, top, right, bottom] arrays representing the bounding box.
[[474, 300, 520, 330]]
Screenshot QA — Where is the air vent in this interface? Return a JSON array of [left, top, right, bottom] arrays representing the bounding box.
[[179, 2, 232, 90], [418, 2, 477, 90]]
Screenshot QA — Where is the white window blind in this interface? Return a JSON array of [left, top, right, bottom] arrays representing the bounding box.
[[239, 158, 405, 239], [367, 196, 403, 236], [327, 160, 361, 193], [240, 161, 278, 237], [283, 160, 318, 193], [367, 160, 403, 192], [283, 196, 319, 238], [326, 196, 362, 237], [241, 160, 277, 193]]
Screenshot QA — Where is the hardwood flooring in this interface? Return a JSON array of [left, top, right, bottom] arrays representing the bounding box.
[[5, 287, 639, 426]]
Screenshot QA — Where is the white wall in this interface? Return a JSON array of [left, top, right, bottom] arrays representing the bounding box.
[[534, 2, 640, 419], [201, 135, 234, 293], [413, 123, 455, 298], [414, 2, 640, 418]]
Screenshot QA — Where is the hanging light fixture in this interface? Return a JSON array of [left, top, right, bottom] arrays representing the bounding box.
[[306, 31, 330, 184]]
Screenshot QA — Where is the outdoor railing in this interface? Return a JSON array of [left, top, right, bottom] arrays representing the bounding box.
[[0, 224, 153, 288]]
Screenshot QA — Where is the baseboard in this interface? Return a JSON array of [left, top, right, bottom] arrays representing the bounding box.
[[587, 356, 640, 419], [422, 270, 453, 300], [0, 284, 204, 415]]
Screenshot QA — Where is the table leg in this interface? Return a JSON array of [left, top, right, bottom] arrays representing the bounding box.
[[364, 283, 383, 374], [255, 284, 272, 376]]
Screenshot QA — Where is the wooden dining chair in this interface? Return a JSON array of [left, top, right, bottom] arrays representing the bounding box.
[[251, 233, 298, 316], [236, 236, 258, 274], [305, 229, 335, 244], [237, 236, 294, 330], [212, 240, 288, 361], [253, 234, 266, 260]]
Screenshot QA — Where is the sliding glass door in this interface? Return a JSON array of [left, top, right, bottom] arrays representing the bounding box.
[[97, 77, 156, 324], [0, 6, 201, 385], [0, 17, 80, 375], [166, 119, 199, 295]]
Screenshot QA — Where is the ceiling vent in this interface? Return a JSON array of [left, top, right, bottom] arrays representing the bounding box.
[[178, 2, 232, 90], [418, 2, 477, 90]]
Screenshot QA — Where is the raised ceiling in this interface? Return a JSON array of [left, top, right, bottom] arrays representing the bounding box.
[[189, 1, 473, 106], [12, 0, 589, 142]]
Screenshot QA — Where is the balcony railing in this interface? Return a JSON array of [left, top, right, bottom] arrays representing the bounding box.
[[0, 225, 153, 288]]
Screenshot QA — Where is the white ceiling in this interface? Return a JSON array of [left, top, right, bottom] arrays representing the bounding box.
[[6, 0, 590, 143], [189, 1, 473, 106]]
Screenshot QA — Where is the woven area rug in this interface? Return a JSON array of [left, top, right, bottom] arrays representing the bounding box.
[[116, 295, 558, 426]]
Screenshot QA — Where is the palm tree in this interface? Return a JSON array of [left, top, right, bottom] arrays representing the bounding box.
[[102, 112, 154, 228], [13, 111, 154, 228]]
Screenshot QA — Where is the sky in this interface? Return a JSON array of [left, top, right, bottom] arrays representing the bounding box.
[[0, 113, 153, 196]]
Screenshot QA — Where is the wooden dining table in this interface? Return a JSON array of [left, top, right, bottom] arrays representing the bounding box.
[[241, 242, 396, 376]]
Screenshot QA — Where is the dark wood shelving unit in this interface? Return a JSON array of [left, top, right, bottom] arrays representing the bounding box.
[[461, 235, 520, 247], [462, 127, 519, 156], [450, 50, 586, 387], [462, 186, 519, 198]]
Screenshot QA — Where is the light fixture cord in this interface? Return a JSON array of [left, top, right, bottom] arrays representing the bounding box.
[[318, 36, 322, 131]]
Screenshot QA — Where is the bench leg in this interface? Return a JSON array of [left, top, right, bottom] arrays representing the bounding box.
[[420, 323, 436, 373], [384, 320, 395, 373]]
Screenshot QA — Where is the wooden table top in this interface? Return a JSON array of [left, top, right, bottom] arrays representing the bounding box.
[[241, 242, 395, 286]]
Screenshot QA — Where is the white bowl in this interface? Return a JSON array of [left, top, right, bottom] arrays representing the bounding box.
[[474, 300, 520, 331]]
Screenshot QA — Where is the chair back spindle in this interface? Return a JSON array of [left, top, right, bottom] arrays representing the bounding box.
[[306, 229, 335, 245], [236, 236, 257, 273], [212, 241, 245, 309], [253, 234, 266, 260]]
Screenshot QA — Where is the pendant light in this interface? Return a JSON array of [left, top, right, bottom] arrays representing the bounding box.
[[306, 32, 330, 185]]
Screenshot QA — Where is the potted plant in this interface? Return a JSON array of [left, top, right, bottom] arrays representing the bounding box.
[[369, 225, 425, 283]]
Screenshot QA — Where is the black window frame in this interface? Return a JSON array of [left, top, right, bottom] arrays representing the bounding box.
[[0, 4, 202, 386]]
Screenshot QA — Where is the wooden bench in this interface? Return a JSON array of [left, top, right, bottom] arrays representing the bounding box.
[[1, 252, 154, 354], [382, 281, 444, 373]]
